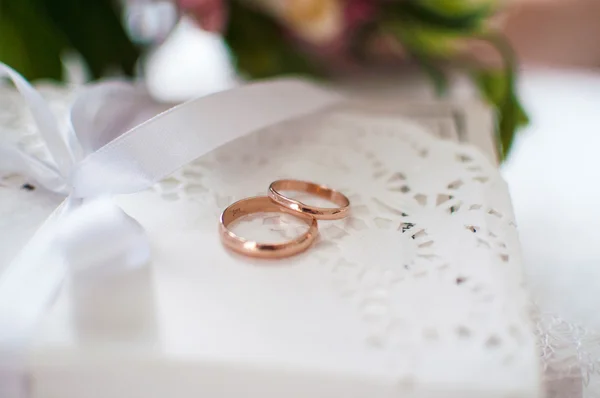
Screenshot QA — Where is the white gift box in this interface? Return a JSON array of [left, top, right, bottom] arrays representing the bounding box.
[[0, 76, 541, 398]]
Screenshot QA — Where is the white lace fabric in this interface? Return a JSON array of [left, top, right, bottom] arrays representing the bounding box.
[[90, 111, 538, 397], [0, 83, 595, 397]]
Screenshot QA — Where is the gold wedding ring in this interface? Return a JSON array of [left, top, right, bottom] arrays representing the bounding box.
[[268, 179, 350, 220], [219, 179, 350, 259], [219, 196, 319, 259]]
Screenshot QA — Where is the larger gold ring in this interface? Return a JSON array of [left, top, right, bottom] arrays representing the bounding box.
[[268, 179, 350, 220], [219, 196, 319, 258]]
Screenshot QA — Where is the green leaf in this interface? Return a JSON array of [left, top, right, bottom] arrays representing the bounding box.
[[471, 34, 529, 159], [475, 69, 529, 158], [0, 0, 139, 81], [380, 0, 496, 60], [383, 21, 464, 58], [387, 0, 495, 32], [417, 0, 498, 18], [413, 55, 449, 95], [0, 0, 65, 80], [37, 0, 140, 79]]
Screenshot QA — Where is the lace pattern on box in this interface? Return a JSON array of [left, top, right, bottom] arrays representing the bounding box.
[[152, 113, 535, 376]]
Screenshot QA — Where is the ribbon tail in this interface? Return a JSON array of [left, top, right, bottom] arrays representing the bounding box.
[[70, 80, 172, 154], [0, 146, 68, 194], [0, 63, 74, 177], [0, 199, 70, 348], [0, 199, 71, 398], [0, 196, 152, 395]]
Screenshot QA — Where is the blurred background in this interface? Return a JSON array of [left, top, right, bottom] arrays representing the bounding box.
[[1, 0, 600, 382]]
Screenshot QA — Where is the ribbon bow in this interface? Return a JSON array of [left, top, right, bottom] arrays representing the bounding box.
[[0, 66, 173, 335], [0, 62, 342, 397], [0, 64, 174, 197]]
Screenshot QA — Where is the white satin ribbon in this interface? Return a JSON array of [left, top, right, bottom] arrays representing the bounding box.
[[0, 63, 342, 397]]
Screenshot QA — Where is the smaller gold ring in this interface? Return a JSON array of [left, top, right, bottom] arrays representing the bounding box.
[[220, 196, 319, 258], [268, 179, 350, 220]]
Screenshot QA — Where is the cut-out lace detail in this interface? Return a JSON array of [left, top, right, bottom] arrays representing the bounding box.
[[150, 113, 539, 385]]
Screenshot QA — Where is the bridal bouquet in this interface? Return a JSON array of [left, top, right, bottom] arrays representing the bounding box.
[[0, 0, 527, 158], [185, 0, 528, 158]]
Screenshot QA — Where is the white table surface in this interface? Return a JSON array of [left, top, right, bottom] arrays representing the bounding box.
[[504, 68, 600, 332]]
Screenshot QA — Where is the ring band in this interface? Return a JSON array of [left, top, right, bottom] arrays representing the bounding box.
[[220, 196, 319, 258], [268, 179, 350, 220]]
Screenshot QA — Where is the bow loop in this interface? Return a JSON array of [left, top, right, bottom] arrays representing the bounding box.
[[0, 61, 155, 280], [70, 81, 171, 156], [0, 64, 74, 180], [0, 146, 68, 194]]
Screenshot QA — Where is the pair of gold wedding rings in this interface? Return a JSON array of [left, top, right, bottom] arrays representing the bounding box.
[[219, 179, 350, 259]]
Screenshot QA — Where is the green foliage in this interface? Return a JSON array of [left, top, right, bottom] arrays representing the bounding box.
[[474, 76, 527, 160], [0, 0, 65, 80], [225, 1, 323, 79], [400, 0, 496, 30], [475, 69, 529, 158], [0, 0, 140, 81], [378, 0, 528, 158]]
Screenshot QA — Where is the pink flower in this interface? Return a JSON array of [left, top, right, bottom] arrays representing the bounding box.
[[178, 0, 228, 33]]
